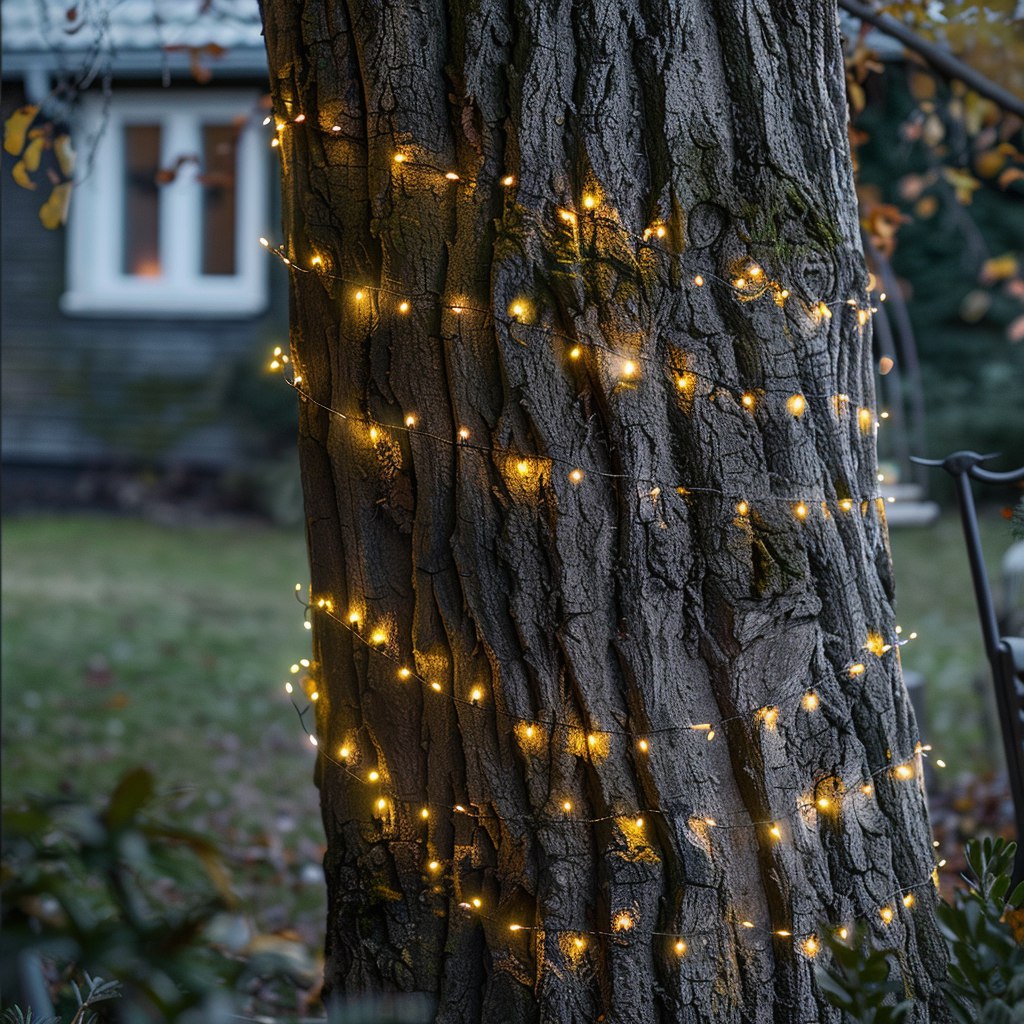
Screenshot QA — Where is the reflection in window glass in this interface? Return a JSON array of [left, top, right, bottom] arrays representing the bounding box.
[[123, 124, 162, 277], [201, 124, 237, 276]]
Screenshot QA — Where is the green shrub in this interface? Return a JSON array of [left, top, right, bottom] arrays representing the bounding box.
[[817, 838, 1024, 1023]]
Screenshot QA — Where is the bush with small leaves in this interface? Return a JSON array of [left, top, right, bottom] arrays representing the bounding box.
[[937, 837, 1024, 1024]]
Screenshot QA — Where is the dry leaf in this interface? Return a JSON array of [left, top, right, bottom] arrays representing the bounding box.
[[54, 133, 76, 177], [11, 159, 36, 190], [998, 167, 1024, 189], [22, 135, 45, 172], [4, 104, 39, 156], [39, 181, 72, 229], [980, 253, 1018, 284]]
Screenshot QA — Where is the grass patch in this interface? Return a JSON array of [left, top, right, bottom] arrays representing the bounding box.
[[1, 515, 324, 944], [889, 506, 1018, 777]]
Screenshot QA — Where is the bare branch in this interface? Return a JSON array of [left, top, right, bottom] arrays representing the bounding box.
[[838, 0, 1024, 119]]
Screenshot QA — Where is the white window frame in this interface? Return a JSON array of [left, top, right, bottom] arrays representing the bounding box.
[[62, 89, 268, 318]]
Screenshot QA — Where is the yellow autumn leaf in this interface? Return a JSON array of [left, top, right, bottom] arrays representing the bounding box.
[[11, 159, 36, 190], [54, 133, 76, 177], [923, 114, 945, 148], [909, 71, 936, 101], [3, 104, 38, 156], [22, 135, 45, 172], [942, 166, 980, 204], [980, 253, 1018, 284], [39, 181, 72, 229], [974, 149, 1006, 178]]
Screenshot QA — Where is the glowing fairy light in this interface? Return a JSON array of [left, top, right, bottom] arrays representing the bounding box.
[[793, 501, 808, 521], [736, 501, 749, 517], [562, 800, 572, 813], [674, 939, 687, 955], [445, 171, 460, 180], [458, 427, 470, 442], [621, 360, 637, 378], [393, 153, 407, 163], [902, 893, 915, 908], [309, 734, 318, 746], [470, 686, 483, 703], [339, 746, 350, 759], [693, 275, 704, 286], [786, 394, 806, 417], [802, 936, 820, 958], [569, 346, 582, 360], [569, 469, 584, 484], [405, 414, 416, 427], [368, 770, 379, 782], [848, 663, 866, 678], [398, 300, 410, 314], [802, 691, 819, 711], [420, 807, 430, 819], [637, 738, 648, 752], [501, 175, 515, 186], [398, 667, 411, 680], [741, 392, 755, 410], [879, 906, 894, 924], [613, 912, 634, 932]]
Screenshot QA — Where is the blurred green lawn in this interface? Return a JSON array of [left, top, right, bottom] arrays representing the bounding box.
[[889, 509, 1017, 775], [0, 516, 324, 945], [1, 508, 1018, 942]]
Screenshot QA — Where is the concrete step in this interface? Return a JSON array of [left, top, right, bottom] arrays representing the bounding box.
[[886, 500, 941, 527]]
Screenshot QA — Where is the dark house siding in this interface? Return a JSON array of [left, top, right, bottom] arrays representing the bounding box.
[[1, 82, 288, 471]]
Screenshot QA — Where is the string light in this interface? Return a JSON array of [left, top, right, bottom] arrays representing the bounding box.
[[263, 138, 928, 965]]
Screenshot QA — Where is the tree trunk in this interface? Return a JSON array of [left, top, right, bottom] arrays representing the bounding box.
[[259, 1, 947, 1020]]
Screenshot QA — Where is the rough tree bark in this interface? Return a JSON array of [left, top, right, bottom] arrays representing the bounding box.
[[259, 1, 947, 1020]]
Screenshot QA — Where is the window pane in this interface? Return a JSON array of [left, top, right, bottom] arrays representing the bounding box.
[[201, 124, 237, 276], [123, 124, 162, 277]]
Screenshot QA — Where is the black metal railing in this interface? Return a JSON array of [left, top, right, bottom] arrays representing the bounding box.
[[912, 451, 1024, 886]]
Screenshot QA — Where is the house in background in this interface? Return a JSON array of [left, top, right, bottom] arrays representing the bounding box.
[[1, 0, 292, 510]]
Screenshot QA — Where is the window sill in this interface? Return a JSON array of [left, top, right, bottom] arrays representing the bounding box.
[[59, 287, 268, 319]]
